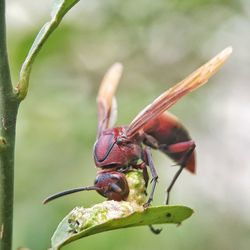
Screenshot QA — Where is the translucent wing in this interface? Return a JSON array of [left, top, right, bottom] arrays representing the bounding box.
[[126, 47, 232, 138], [97, 63, 123, 137]]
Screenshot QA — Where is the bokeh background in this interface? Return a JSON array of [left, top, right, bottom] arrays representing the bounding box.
[[5, 0, 250, 249]]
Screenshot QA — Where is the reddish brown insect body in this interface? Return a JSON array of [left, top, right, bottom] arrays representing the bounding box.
[[94, 127, 143, 168], [93, 112, 195, 205], [142, 112, 195, 173], [44, 47, 231, 208], [94, 171, 129, 201]]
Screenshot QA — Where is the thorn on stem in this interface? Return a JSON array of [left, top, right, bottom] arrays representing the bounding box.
[[0, 137, 7, 150], [0, 223, 4, 239]]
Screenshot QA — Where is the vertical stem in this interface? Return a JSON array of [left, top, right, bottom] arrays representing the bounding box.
[[0, 0, 19, 249]]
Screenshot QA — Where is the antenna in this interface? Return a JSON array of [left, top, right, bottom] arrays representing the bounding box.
[[43, 186, 102, 204]]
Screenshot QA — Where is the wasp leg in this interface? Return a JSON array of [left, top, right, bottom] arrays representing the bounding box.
[[165, 141, 196, 205], [133, 161, 149, 189], [149, 225, 162, 235], [142, 147, 162, 234], [143, 146, 159, 207]]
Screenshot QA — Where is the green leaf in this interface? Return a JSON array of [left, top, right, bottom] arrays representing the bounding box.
[[50, 202, 193, 249], [17, 0, 80, 100], [51, 0, 80, 18]]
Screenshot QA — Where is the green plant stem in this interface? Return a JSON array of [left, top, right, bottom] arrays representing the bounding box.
[[0, 1, 79, 248], [0, 0, 80, 248], [0, 0, 19, 249]]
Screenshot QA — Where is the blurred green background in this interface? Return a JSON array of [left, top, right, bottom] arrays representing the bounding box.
[[5, 0, 250, 249]]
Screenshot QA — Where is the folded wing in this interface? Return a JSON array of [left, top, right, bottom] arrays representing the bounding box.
[[96, 63, 123, 137]]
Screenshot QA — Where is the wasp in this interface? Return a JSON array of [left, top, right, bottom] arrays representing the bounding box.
[[44, 47, 231, 208]]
